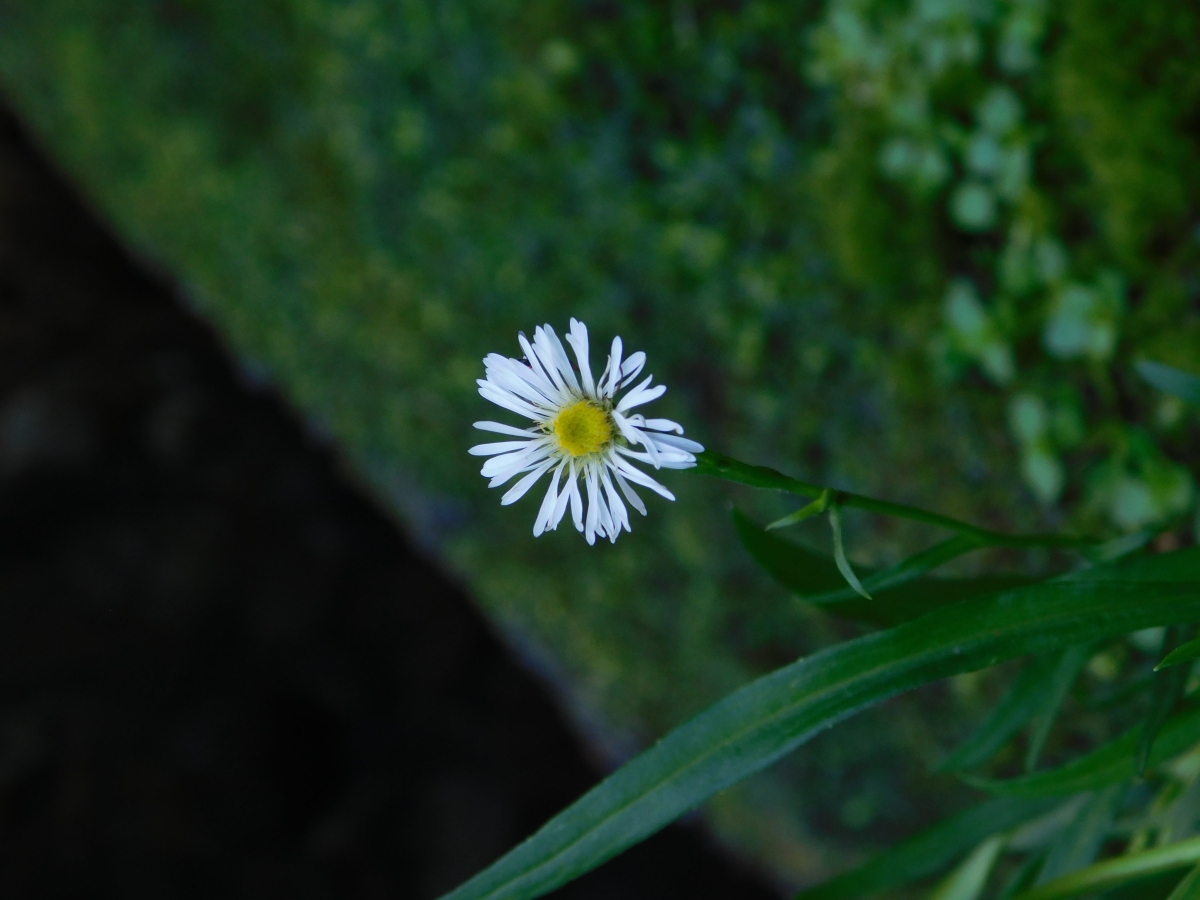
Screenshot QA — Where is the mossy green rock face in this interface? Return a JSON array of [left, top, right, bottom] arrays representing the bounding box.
[[2, 0, 1195, 887]]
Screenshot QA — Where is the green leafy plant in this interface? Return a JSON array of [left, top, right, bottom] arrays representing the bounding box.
[[438, 361, 1200, 900]]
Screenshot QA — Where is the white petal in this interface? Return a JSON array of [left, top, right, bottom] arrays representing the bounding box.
[[610, 410, 644, 446], [616, 376, 666, 412], [474, 420, 540, 437], [483, 443, 554, 483], [516, 333, 566, 401], [619, 351, 646, 388], [485, 356, 561, 409], [501, 458, 555, 505], [533, 463, 565, 536], [537, 326, 578, 393], [604, 336, 623, 398], [640, 418, 683, 434], [612, 454, 676, 500], [590, 462, 616, 541], [599, 466, 630, 537], [549, 463, 574, 530], [567, 318, 595, 396], [611, 466, 647, 516], [646, 433, 705, 454], [568, 459, 584, 531], [478, 382, 544, 420], [584, 469, 598, 544], [469, 440, 536, 456]]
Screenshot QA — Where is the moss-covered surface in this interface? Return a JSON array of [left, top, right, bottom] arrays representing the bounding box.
[[1, 0, 1196, 887]]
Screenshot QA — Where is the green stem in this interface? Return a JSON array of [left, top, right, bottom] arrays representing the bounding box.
[[691, 450, 1095, 550]]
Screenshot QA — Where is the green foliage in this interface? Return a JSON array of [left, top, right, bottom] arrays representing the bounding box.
[[808, 0, 1200, 529], [437, 498, 1200, 898]]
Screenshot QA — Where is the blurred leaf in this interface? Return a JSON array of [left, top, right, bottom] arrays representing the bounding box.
[[927, 835, 1006, 900], [1159, 637, 1200, 671], [1139, 626, 1195, 773], [967, 703, 1200, 798], [1138, 361, 1200, 406], [998, 853, 1049, 900], [1035, 785, 1122, 885], [735, 510, 1031, 627], [439, 549, 1200, 900], [1026, 644, 1093, 772], [796, 798, 1060, 900], [1012, 834, 1200, 900], [941, 653, 1071, 773], [1166, 863, 1200, 900]]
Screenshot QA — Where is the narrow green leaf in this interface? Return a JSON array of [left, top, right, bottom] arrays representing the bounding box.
[[1166, 863, 1200, 900], [1159, 637, 1200, 671], [439, 549, 1200, 900], [1139, 627, 1194, 773], [796, 798, 1060, 900], [830, 504, 872, 599], [967, 703, 1200, 798], [1026, 644, 1093, 772], [694, 451, 1095, 549], [1011, 834, 1200, 900], [768, 489, 832, 530], [940, 654, 1070, 773], [734, 511, 1029, 627], [1138, 361, 1200, 406], [1035, 785, 1123, 885], [927, 835, 1006, 900]]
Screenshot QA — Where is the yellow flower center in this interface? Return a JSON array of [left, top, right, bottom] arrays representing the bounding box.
[[553, 401, 613, 457]]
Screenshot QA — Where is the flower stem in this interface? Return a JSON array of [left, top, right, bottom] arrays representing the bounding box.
[[690, 450, 1096, 550]]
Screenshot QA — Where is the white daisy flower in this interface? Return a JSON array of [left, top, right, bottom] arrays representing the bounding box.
[[469, 318, 704, 544]]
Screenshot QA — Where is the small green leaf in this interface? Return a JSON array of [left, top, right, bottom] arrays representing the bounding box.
[[1011, 834, 1200, 900], [767, 489, 832, 530], [940, 654, 1070, 773], [830, 504, 872, 599], [1158, 637, 1200, 671], [967, 702, 1200, 798], [1139, 626, 1194, 773], [1026, 644, 1092, 772], [1138, 361, 1200, 406], [927, 835, 1006, 900], [796, 798, 1060, 900], [439, 549, 1200, 900]]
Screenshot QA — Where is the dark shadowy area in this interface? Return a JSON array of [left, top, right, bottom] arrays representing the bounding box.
[[0, 99, 779, 899]]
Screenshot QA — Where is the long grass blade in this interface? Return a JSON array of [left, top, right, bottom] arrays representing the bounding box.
[[438, 549, 1200, 900]]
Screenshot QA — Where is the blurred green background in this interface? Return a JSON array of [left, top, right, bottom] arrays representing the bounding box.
[[1, 0, 1197, 888]]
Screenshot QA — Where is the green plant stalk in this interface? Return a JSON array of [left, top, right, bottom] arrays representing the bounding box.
[[693, 451, 1095, 549], [1011, 834, 1200, 900]]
